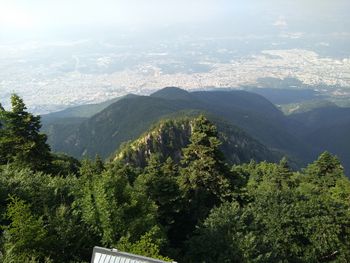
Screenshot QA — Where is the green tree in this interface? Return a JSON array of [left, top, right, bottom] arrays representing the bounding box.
[[0, 103, 7, 164], [0, 94, 51, 171], [185, 202, 247, 263], [50, 153, 81, 176], [186, 153, 350, 263], [0, 166, 95, 262], [136, 156, 181, 227], [179, 115, 232, 221], [118, 226, 172, 262], [2, 197, 50, 262], [302, 151, 344, 188], [74, 166, 158, 247], [134, 156, 183, 256]]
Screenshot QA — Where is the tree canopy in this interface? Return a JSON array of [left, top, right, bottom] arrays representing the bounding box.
[[0, 98, 349, 262], [0, 94, 51, 171]]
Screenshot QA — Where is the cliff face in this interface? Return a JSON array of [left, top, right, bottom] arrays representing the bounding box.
[[114, 117, 279, 167], [115, 119, 192, 167]]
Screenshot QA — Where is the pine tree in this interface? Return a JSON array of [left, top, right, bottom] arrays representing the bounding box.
[[304, 151, 344, 187], [94, 154, 105, 174], [2, 197, 49, 261], [313, 151, 343, 176], [178, 115, 232, 227], [0, 103, 6, 163], [0, 94, 51, 171]]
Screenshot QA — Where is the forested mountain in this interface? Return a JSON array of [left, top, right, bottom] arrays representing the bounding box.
[[244, 87, 323, 105], [288, 105, 350, 134], [42, 87, 311, 166], [1, 97, 350, 262], [287, 105, 350, 171], [42, 94, 136, 121], [42, 87, 350, 173]]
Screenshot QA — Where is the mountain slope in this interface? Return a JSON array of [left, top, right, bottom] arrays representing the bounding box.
[[287, 106, 350, 172], [41, 94, 137, 154], [60, 95, 198, 158], [42, 87, 314, 166], [190, 90, 312, 161], [115, 116, 279, 167], [42, 94, 137, 121], [288, 106, 350, 135]]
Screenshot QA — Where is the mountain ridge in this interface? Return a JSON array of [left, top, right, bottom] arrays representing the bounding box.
[[42, 87, 304, 164], [114, 115, 280, 167], [41, 87, 350, 172]]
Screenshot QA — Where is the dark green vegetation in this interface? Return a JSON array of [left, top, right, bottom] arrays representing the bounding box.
[[1, 95, 350, 262], [287, 105, 350, 174], [41, 94, 136, 154], [41, 87, 311, 167], [0, 95, 52, 172], [245, 86, 322, 105], [42, 86, 350, 173], [280, 99, 337, 115]]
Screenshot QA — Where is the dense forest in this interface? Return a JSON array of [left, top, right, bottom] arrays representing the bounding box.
[[1, 95, 350, 262]]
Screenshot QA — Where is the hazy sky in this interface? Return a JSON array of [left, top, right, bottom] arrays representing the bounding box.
[[0, 0, 349, 40], [1, 0, 226, 29]]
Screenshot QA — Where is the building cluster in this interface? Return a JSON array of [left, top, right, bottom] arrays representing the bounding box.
[[1, 48, 350, 113]]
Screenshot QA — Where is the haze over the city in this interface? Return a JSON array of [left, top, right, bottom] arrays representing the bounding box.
[[1, 0, 350, 113]]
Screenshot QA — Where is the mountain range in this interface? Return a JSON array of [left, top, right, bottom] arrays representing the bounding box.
[[41, 87, 350, 173]]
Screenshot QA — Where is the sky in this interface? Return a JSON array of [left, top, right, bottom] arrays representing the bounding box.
[[1, 0, 349, 41], [0, 0, 226, 31]]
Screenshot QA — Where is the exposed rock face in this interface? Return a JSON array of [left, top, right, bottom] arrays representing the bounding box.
[[115, 120, 192, 167], [114, 117, 279, 168]]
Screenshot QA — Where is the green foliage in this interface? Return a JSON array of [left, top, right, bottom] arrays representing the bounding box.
[[118, 226, 173, 262], [185, 154, 350, 263], [79, 155, 105, 178], [1, 101, 350, 263], [179, 116, 233, 216], [115, 118, 192, 167], [303, 151, 343, 183], [134, 156, 183, 257], [50, 153, 81, 176], [73, 165, 159, 247], [0, 166, 93, 262], [43, 88, 301, 165], [135, 156, 182, 226], [0, 94, 51, 172], [165, 115, 237, 255], [185, 202, 247, 263], [2, 197, 48, 262]]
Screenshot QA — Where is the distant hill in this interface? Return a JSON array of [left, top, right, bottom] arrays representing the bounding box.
[[279, 99, 336, 115], [288, 106, 350, 133], [42, 94, 137, 121], [189, 90, 311, 161], [150, 87, 196, 101], [287, 106, 350, 172], [41, 94, 136, 152], [41, 87, 350, 173], [245, 87, 323, 105], [42, 87, 313, 167]]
